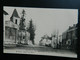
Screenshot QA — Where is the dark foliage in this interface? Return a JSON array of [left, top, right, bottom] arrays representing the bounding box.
[[28, 19, 36, 44], [19, 9, 26, 30]]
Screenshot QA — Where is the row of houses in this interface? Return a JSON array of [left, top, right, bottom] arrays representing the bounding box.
[[61, 24, 77, 52], [3, 9, 30, 47]]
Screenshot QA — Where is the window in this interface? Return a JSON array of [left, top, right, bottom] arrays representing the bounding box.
[[15, 19, 17, 24]]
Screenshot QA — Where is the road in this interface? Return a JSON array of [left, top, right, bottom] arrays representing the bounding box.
[[3, 44, 77, 58]]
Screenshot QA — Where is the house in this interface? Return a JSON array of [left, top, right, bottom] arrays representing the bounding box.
[[39, 36, 47, 46], [39, 35, 51, 46], [67, 24, 77, 51], [9, 9, 20, 43], [4, 9, 20, 47]]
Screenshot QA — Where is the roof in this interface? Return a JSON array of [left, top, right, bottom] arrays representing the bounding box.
[[11, 9, 20, 18], [3, 10, 8, 15]]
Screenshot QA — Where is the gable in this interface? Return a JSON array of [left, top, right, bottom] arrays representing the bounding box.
[[11, 9, 20, 18]]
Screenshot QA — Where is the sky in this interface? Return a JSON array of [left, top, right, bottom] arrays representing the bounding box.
[[3, 6, 78, 44]]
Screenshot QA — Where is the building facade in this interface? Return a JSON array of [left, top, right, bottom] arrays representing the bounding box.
[[4, 9, 20, 46], [62, 24, 77, 52], [4, 9, 31, 47]]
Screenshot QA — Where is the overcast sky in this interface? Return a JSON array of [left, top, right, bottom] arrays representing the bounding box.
[[4, 6, 78, 44]]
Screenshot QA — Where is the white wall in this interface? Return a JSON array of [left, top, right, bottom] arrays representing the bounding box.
[[13, 17, 20, 25]]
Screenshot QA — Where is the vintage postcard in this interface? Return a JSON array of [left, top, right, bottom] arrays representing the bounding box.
[[3, 6, 78, 58]]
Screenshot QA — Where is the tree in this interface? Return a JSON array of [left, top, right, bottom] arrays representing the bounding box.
[[27, 19, 36, 45], [18, 9, 26, 44], [19, 9, 26, 30]]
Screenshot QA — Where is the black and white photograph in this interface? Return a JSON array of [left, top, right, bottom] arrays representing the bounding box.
[[3, 6, 78, 58]]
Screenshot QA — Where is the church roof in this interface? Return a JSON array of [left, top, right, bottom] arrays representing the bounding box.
[[3, 10, 8, 15], [11, 9, 20, 18]]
